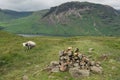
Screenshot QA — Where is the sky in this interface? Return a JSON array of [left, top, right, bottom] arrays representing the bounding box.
[[0, 0, 120, 11]]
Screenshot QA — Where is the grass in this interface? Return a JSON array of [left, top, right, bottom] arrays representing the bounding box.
[[0, 31, 120, 80]]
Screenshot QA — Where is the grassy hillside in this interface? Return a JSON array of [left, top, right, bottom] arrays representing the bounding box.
[[0, 31, 120, 80], [0, 9, 33, 22], [0, 10, 49, 34]]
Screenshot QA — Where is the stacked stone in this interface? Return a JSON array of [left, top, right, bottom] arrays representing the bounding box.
[[58, 47, 103, 75], [59, 47, 90, 71], [45, 47, 103, 78]]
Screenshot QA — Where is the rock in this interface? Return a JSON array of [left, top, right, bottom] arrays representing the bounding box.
[[59, 63, 68, 72], [43, 61, 59, 72], [78, 54, 82, 59], [67, 47, 72, 50], [95, 64, 100, 67], [95, 61, 101, 67], [22, 75, 28, 80], [89, 48, 94, 51], [96, 61, 101, 65], [43, 65, 52, 72], [59, 50, 64, 57], [67, 51, 73, 56], [73, 63, 79, 67], [69, 68, 90, 78], [51, 67, 59, 72], [90, 66, 102, 74], [90, 61, 95, 66], [99, 54, 109, 60], [80, 61, 85, 66], [74, 53, 78, 56], [74, 48, 79, 53], [88, 48, 94, 53], [50, 61, 59, 67]]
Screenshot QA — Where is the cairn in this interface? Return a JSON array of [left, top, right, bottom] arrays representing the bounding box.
[[45, 47, 103, 78]]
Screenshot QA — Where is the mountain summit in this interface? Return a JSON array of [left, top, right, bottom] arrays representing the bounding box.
[[0, 2, 120, 36], [44, 2, 118, 16], [43, 2, 119, 24]]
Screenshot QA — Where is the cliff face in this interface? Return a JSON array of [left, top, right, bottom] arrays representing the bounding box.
[[42, 2, 119, 25]]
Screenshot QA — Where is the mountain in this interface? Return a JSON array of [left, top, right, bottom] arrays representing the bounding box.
[[0, 8, 33, 22], [118, 10, 120, 13], [0, 2, 120, 36]]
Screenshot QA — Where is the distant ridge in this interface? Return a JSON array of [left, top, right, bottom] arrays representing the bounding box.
[[0, 8, 33, 22]]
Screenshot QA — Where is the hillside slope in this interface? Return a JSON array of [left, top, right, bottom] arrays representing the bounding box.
[[0, 31, 120, 80], [0, 9, 33, 22], [0, 2, 120, 36]]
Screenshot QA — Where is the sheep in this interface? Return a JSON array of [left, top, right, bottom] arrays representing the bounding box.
[[23, 41, 36, 50]]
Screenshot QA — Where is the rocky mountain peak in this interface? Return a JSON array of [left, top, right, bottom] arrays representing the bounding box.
[[42, 1, 119, 25], [43, 1, 118, 17], [43, 2, 93, 17]]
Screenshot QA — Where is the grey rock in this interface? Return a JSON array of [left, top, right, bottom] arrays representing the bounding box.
[[69, 68, 90, 78], [51, 67, 60, 72], [43, 61, 59, 72], [73, 63, 79, 67], [90, 66, 102, 74]]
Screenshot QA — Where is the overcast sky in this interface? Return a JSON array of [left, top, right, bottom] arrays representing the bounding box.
[[0, 0, 120, 11]]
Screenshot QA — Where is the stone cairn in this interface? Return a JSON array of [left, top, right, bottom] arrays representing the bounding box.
[[44, 47, 103, 78]]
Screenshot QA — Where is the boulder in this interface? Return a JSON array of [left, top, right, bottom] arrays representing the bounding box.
[[51, 66, 60, 72], [90, 66, 102, 74], [69, 68, 90, 78]]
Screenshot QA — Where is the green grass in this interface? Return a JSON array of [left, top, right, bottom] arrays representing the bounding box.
[[0, 31, 120, 80]]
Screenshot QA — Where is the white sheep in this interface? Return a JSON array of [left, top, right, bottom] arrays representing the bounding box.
[[23, 41, 36, 49]]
